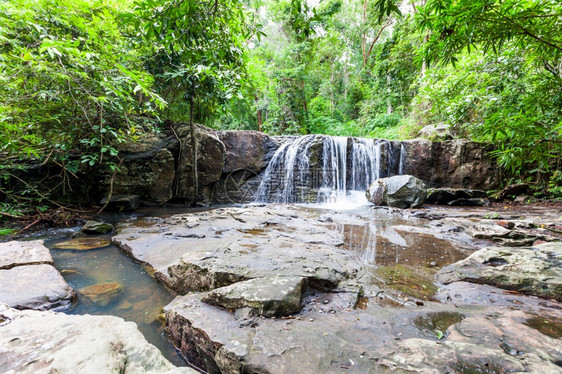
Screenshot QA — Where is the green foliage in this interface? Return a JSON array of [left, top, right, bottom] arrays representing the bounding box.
[[417, 0, 562, 69], [128, 0, 252, 124], [0, 0, 163, 166], [0, 228, 16, 236]]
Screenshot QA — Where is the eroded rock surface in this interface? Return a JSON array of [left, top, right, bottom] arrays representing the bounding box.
[[436, 242, 562, 300], [202, 276, 307, 317], [0, 240, 52, 269], [113, 206, 358, 294], [165, 294, 562, 374], [0, 303, 196, 374], [113, 204, 561, 373], [0, 264, 75, 310], [0, 240, 75, 311]]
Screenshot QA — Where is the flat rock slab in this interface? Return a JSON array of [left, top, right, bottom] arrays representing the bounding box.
[[0, 240, 52, 269], [436, 242, 562, 300], [0, 303, 196, 374], [202, 276, 307, 317], [113, 206, 360, 294], [165, 294, 562, 374], [0, 264, 75, 310]]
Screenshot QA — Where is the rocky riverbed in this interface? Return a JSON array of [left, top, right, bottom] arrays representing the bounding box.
[[1, 203, 561, 373]]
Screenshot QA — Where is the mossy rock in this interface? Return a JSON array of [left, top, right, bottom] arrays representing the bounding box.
[[375, 264, 438, 300]]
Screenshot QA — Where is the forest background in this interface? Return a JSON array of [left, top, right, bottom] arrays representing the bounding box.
[[0, 0, 561, 219]]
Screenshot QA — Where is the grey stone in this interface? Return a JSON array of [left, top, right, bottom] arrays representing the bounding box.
[[366, 175, 427, 208], [202, 276, 307, 317], [0, 240, 52, 270], [81, 220, 114, 234], [113, 206, 357, 295], [436, 242, 562, 300], [0, 264, 75, 310], [0, 303, 196, 374], [426, 188, 488, 205], [416, 123, 453, 140], [100, 194, 140, 211], [165, 294, 562, 374]]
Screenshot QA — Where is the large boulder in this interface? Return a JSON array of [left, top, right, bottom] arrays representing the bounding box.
[[416, 123, 453, 140], [218, 130, 275, 173], [175, 125, 226, 203], [0, 304, 196, 374], [436, 242, 562, 300], [99, 132, 177, 205], [366, 175, 427, 208], [399, 139, 500, 189]]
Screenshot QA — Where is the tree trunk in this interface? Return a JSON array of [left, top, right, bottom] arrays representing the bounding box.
[[189, 98, 198, 207]]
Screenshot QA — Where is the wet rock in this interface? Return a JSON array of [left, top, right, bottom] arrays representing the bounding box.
[[401, 139, 500, 190], [366, 175, 427, 208], [100, 132, 176, 204], [0, 303, 196, 373], [416, 123, 452, 140], [436, 242, 562, 300], [202, 276, 307, 317], [425, 188, 488, 205], [492, 183, 530, 201], [464, 221, 543, 246], [0, 264, 75, 310], [0, 240, 52, 270], [81, 220, 114, 234], [100, 194, 140, 211], [218, 130, 273, 173], [175, 125, 226, 203], [53, 237, 112, 251], [79, 282, 123, 306], [165, 294, 562, 374], [113, 206, 358, 295]]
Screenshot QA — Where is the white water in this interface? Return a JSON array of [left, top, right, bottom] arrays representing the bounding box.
[[255, 134, 403, 208]]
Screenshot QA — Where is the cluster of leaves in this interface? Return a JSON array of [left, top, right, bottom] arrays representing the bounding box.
[[0, 0, 164, 207]]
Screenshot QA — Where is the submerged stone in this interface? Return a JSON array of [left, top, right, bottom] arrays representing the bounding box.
[[53, 237, 112, 251], [79, 282, 123, 306], [436, 242, 562, 301], [202, 276, 307, 317]]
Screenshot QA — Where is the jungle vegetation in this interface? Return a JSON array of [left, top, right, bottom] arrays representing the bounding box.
[[0, 0, 561, 215]]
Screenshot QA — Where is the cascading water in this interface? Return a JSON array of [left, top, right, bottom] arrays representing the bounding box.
[[398, 143, 407, 175], [255, 134, 403, 206]]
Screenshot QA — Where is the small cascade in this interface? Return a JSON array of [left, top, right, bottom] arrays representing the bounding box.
[[350, 138, 382, 190], [255, 135, 321, 203], [256, 134, 400, 205], [320, 136, 348, 203], [398, 143, 407, 175]]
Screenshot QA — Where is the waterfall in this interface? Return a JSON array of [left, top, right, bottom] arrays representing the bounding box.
[[255, 135, 320, 203], [398, 143, 407, 175], [255, 134, 396, 205]]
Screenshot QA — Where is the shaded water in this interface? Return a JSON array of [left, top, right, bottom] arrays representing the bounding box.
[[46, 237, 186, 367]]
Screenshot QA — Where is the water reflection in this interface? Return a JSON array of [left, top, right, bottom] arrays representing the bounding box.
[[47, 239, 186, 367], [332, 221, 467, 270]]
